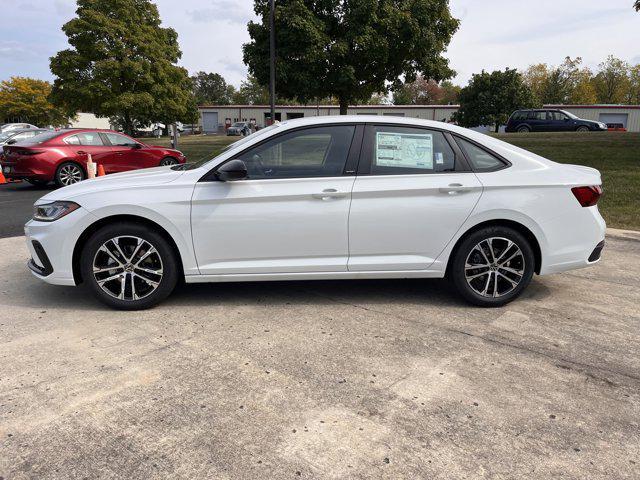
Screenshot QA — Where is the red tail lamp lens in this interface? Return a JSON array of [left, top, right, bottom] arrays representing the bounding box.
[[571, 185, 602, 207]]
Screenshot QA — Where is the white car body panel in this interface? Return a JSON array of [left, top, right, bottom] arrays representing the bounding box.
[[24, 115, 606, 290]]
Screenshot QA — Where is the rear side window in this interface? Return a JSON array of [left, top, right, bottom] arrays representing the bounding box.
[[65, 132, 104, 146], [364, 125, 456, 175], [511, 111, 527, 121], [455, 137, 506, 172]]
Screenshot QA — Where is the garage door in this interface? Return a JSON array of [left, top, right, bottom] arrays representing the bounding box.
[[202, 112, 219, 133], [599, 113, 628, 128]]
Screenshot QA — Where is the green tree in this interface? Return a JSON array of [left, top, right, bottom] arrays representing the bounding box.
[[440, 80, 461, 104], [191, 72, 236, 105], [627, 64, 640, 104], [593, 56, 631, 104], [0, 77, 70, 126], [393, 76, 443, 105], [243, 0, 459, 114], [232, 75, 271, 104], [50, 0, 195, 134], [453, 69, 537, 132], [522, 63, 549, 104]]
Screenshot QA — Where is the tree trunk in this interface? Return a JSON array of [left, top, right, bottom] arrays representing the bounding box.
[[339, 99, 348, 115], [494, 123, 500, 133]]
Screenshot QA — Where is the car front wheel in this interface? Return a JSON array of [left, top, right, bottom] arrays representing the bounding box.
[[80, 222, 179, 310], [576, 126, 589, 132], [159, 156, 179, 166], [450, 226, 535, 307]]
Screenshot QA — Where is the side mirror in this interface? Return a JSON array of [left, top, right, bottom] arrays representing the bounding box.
[[131, 143, 143, 149], [215, 159, 248, 182], [564, 118, 570, 122]]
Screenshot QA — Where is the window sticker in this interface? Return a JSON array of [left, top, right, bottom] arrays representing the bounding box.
[[435, 152, 444, 164], [375, 132, 434, 169]]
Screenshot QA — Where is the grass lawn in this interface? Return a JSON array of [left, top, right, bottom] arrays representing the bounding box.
[[151, 131, 640, 230]]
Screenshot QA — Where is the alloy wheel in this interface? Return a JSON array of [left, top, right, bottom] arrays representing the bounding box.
[[160, 158, 178, 166], [58, 164, 83, 185], [464, 237, 525, 298], [92, 236, 163, 301]]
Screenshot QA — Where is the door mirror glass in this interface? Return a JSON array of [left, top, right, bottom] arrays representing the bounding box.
[[131, 143, 142, 149], [216, 159, 248, 181]]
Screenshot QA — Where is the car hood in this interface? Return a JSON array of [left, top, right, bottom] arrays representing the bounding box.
[[38, 166, 185, 203], [144, 145, 184, 155]]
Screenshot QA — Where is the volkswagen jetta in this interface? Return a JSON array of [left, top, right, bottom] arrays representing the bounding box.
[[25, 116, 605, 309]]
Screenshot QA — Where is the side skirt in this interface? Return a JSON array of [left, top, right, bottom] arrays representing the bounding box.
[[184, 269, 446, 284]]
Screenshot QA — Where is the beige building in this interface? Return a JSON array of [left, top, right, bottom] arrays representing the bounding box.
[[67, 112, 112, 130], [198, 104, 640, 133]]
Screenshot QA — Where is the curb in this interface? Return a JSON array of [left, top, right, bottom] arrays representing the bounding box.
[[606, 228, 640, 242]]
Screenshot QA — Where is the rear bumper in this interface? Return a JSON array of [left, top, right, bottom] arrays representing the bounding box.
[[2, 160, 52, 181], [539, 206, 606, 275]]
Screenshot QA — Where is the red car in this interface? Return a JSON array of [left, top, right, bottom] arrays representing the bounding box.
[[1, 129, 186, 186]]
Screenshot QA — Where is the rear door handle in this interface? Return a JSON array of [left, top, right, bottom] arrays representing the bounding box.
[[311, 188, 347, 200], [77, 151, 87, 155], [439, 183, 475, 195]]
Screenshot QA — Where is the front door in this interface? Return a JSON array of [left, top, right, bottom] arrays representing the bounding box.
[[102, 132, 156, 173], [191, 124, 359, 275], [348, 125, 482, 271]]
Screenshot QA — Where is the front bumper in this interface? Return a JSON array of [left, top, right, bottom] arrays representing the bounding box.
[[25, 206, 97, 286]]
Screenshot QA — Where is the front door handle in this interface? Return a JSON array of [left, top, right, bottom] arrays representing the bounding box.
[[311, 188, 347, 200], [77, 150, 87, 155], [439, 183, 475, 195]]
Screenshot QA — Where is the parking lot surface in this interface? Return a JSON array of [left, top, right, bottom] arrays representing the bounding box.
[[0, 231, 638, 479]]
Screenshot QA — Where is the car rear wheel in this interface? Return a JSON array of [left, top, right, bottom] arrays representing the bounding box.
[[517, 126, 530, 133], [55, 162, 85, 187], [80, 222, 179, 310], [450, 226, 535, 307], [576, 126, 589, 132], [159, 156, 179, 166]]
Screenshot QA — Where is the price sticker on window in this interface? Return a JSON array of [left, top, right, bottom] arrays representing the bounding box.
[[375, 132, 434, 169]]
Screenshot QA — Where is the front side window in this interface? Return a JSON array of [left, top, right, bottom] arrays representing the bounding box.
[[235, 125, 355, 179], [104, 133, 136, 146], [456, 137, 506, 172], [365, 125, 456, 175]]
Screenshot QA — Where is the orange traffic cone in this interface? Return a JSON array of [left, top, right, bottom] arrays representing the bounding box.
[[0, 170, 6, 184], [97, 164, 106, 177]]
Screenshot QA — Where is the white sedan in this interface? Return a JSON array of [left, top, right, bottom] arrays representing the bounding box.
[[25, 116, 605, 309]]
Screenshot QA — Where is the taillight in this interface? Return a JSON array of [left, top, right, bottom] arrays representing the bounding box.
[[571, 185, 602, 207], [16, 149, 42, 156]]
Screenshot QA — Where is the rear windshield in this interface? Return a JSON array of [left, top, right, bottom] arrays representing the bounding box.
[[20, 131, 63, 144]]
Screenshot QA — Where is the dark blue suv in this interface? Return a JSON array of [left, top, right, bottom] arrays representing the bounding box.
[[506, 109, 607, 133]]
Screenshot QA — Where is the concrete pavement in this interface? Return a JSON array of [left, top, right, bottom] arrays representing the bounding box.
[[0, 231, 638, 479]]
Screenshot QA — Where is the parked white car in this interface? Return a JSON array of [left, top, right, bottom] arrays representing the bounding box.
[[0, 123, 39, 133], [25, 116, 605, 309]]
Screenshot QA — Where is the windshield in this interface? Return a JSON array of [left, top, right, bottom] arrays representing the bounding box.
[[0, 131, 15, 141], [231, 122, 245, 127], [559, 110, 578, 119], [178, 123, 281, 171]]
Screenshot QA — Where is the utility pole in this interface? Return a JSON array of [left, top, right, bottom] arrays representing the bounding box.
[[269, 0, 276, 125]]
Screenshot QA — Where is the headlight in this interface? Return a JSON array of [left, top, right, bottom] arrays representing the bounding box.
[[599, 123, 607, 129], [33, 201, 80, 222]]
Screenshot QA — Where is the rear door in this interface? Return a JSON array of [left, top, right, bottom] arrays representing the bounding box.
[[63, 132, 113, 167], [347, 124, 482, 271]]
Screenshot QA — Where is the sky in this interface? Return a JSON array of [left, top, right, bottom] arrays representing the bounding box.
[[1, 0, 639, 88]]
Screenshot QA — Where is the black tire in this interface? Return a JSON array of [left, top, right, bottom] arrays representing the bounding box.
[[159, 156, 179, 166], [80, 222, 179, 310], [450, 226, 535, 307], [55, 161, 85, 187], [27, 178, 49, 187], [517, 125, 530, 133], [576, 126, 589, 132]]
